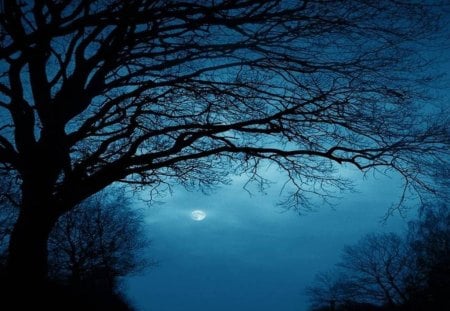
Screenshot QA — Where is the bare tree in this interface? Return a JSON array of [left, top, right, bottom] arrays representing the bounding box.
[[338, 233, 413, 307], [307, 233, 414, 309], [307, 204, 450, 310], [0, 188, 150, 289], [0, 0, 448, 284], [48, 191, 150, 290], [306, 271, 356, 311], [407, 203, 450, 308], [0, 200, 15, 268]]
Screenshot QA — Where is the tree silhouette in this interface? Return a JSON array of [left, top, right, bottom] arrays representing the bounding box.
[[407, 203, 450, 309], [307, 233, 413, 309], [0, 189, 150, 291], [339, 233, 413, 307], [48, 191, 150, 291], [0, 0, 448, 284], [306, 271, 356, 310], [307, 204, 450, 311]]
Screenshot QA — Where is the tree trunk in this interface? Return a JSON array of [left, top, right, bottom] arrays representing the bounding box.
[[6, 198, 59, 286]]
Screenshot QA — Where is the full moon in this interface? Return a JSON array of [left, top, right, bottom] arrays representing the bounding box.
[[191, 210, 206, 221]]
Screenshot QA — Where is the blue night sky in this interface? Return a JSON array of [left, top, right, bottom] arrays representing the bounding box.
[[1, 2, 449, 311], [122, 31, 450, 311], [124, 168, 413, 311]]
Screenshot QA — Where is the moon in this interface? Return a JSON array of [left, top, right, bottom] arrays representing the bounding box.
[[191, 210, 206, 221]]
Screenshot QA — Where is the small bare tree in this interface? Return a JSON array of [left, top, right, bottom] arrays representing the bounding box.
[[48, 191, 150, 290], [0, 188, 150, 290], [307, 233, 414, 309], [306, 271, 357, 310], [307, 203, 450, 310]]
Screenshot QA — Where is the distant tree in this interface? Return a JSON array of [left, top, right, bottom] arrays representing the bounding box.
[[0, 0, 448, 286], [306, 271, 355, 310], [338, 233, 413, 307], [0, 189, 150, 291], [48, 191, 150, 290], [407, 203, 450, 309], [307, 203, 450, 310], [307, 233, 413, 310]]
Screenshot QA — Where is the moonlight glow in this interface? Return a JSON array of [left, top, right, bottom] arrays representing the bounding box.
[[191, 210, 206, 221]]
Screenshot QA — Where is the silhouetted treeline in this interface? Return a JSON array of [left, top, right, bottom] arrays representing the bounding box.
[[0, 190, 151, 310], [306, 203, 450, 311]]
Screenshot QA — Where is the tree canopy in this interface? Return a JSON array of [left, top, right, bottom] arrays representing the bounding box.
[[0, 0, 449, 283], [1, 0, 448, 206]]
